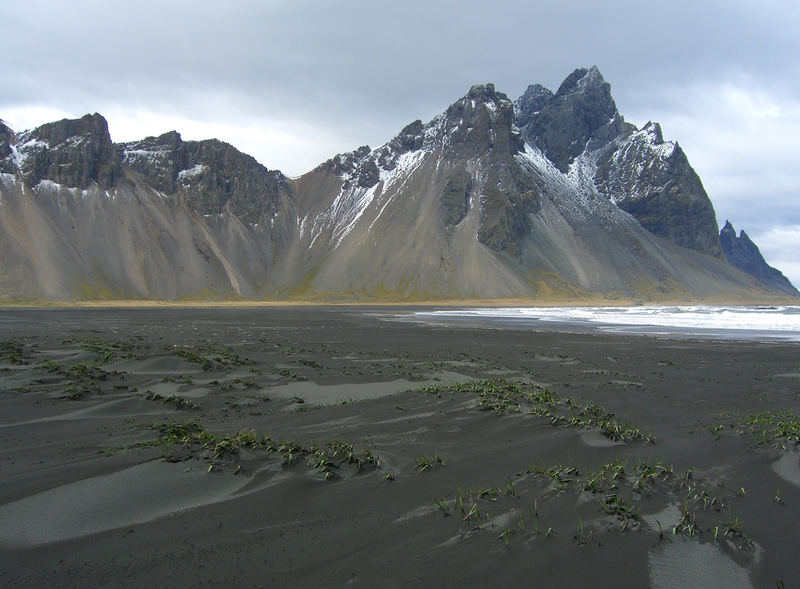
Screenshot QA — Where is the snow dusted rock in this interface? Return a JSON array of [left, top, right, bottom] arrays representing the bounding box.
[[594, 122, 722, 258], [119, 132, 292, 224], [517, 66, 633, 173], [516, 67, 722, 259], [4, 114, 120, 189]]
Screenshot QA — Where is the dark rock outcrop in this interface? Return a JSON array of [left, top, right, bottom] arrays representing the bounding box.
[[0, 120, 15, 174], [440, 83, 524, 158], [11, 114, 120, 189], [440, 171, 472, 227], [594, 122, 723, 258], [436, 83, 537, 254], [517, 66, 633, 173], [720, 221, 798, 295], [119, 132, 290, 223]]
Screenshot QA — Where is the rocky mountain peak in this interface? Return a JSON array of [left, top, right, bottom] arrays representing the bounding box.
[[514, 84, 554, 127], [720, 221, 798, 295], [554, 65, 605, 96], [466, 82, 503, 101], [10, 113, 120, 189], [515, 66, 629, 172], [323, 83, 522, 193], [435, 83, 522, 158], [641, 121, 664, 145], [118, 130, 187, 193]]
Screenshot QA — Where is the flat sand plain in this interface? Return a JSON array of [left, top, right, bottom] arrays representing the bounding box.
[[0, 306, 798, 587]]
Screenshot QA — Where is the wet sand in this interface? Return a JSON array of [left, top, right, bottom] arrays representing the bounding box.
[[0, 306, 798, 587]]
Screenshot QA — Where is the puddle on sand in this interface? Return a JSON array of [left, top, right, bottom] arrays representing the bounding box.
[[773, 449, 800, 488], [641, 503, 682, 531], [106, 355, 199, 375], [0, 460, 249, 547], [146, 381, 211, 399], [649, 540, 752, 589], [263, 372, 471, 405], [581, 429, 625, 448]]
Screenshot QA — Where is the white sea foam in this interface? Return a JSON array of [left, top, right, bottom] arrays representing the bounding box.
[[412, 306, 800, 341]]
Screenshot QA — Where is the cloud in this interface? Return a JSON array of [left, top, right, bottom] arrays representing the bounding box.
[[747, 226, 800, 288], [624, 76, 800, 233]]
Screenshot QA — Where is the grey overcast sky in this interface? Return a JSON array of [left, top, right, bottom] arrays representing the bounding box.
[[2, 0, 799, 285]]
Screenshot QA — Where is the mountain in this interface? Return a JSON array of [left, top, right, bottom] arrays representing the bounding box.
[[720, 221, 798, 296], [0, 116, 296, 300], [0, 68, 795, 302]]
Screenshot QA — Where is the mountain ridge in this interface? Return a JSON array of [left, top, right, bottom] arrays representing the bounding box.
[[0, 68, 795, 302]]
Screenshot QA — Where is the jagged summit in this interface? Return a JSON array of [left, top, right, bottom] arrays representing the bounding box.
[[720, 221, 798, 296], [514, 84, 553, 127], [554, 65, 599, 94], [516, 66, 632, 173]]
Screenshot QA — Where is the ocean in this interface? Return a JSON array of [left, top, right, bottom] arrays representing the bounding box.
[[409, 305, 800, 342]]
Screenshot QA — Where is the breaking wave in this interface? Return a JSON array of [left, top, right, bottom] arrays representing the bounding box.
[[413, 306, 800, 341]]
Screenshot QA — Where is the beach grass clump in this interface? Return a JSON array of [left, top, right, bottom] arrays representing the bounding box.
[[530, 463, 579, 496], [40, 359, 108, 381], [268, 367, 306, 380], [711, 410, 800, 448], [417, 378, 653, 443], [139, 421, 378, 479], [741, 410, 800, 447], [62, 337, 136, 364], [299, 358, 323, 369], [170, 347, 215, 371], [435, 457, 718, 546], [307, 440, 380, 479], [141, 390, 200, 410], [0, 340, 29, 365], [415, 454, 446, 472], [633, 460, 672, 494], [599, 493, 640, 530], [38, 358, 108, 399]]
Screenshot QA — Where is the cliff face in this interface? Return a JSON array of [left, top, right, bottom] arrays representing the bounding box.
[[118, 132, 291, 223], [0, 68, 794, 302], [6, 113, 121, 189]]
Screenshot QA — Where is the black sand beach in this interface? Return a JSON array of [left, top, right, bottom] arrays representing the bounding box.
[[1, 307, 798, 587]]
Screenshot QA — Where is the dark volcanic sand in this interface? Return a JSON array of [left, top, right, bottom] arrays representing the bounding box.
[[0, 307, 798, 588]]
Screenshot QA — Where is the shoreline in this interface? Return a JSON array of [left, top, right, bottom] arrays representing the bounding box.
[[1, 293, 798, 309]]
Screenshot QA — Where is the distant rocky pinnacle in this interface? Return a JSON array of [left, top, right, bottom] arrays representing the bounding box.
[[0, 67, 795, 301], [720, 221, 798, 296]]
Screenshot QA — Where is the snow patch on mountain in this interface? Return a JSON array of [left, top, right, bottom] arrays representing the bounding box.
[[307, 144, 431, 248], [177, 164, 206, 182], [13, 137, 48, 170]]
